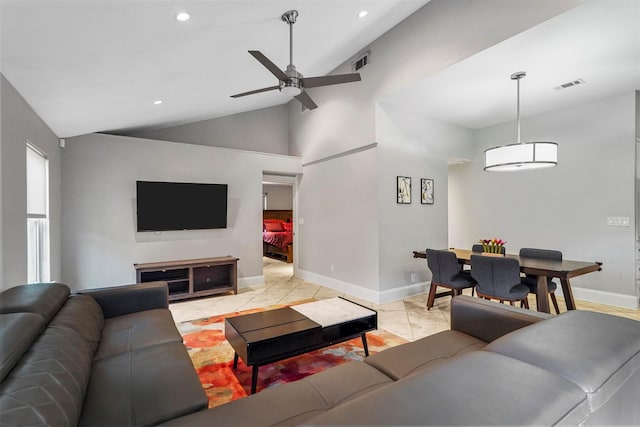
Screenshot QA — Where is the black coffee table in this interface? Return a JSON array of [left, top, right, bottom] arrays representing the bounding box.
[[224, 297, 377, 394]]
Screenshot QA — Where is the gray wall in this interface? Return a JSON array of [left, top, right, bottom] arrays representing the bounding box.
[[449, 92, 637, 306], [290, 0, 580, 302], [61, 133, 301, 291], [1, 74, 61, 290], [263, 184, 293, 210], [133, 105, 289, 155], [288, 0, 583, 162], [296, 146, 380, 299], [376, 103, 473, 297]]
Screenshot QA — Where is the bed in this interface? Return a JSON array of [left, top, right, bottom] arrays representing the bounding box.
[[263, 210, 293, 263]]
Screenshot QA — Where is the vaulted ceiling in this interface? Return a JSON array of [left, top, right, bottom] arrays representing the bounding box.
[[0, 0, 428, 137]]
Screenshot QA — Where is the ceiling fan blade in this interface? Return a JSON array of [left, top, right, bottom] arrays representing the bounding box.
[[248, 51, 289, 81], [302, 73, 361, 89], [230, 85, 280, 98], [294, 91, 318, 110]]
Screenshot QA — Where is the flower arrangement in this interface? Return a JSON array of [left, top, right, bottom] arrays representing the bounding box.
[[480, 238, 506, 254]]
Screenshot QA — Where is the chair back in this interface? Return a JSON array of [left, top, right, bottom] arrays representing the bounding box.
[[472, 244, 506, 254], [470, 255, 521, 297], [519, 248, 562, 261], [426, 249, 461, 284]]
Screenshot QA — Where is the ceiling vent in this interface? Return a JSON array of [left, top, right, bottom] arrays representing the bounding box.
[[352, 51, 370, 72], [554, 78, 586, 90]]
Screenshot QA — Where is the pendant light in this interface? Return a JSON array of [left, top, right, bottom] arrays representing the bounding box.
[[484, 72, 557, 172]]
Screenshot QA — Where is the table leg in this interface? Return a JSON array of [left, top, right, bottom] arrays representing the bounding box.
[[560, 278, 577, 310], [233, 352, 239, 369], [251, 365, 259, 394], [536, 276, 550, 314], [361, 332, 370, 357]]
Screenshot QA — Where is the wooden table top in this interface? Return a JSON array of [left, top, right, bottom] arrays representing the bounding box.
[[413, 248, 602, 279]]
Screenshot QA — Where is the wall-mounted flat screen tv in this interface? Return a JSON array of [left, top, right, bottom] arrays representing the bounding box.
[[136, 181, 228, 231]]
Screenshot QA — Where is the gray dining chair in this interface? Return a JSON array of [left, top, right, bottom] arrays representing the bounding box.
[[470, 255, 529, 308], [425, 249, 476, 310], [519, 248, 562, 314]]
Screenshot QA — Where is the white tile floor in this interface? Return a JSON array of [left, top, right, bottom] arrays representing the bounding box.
[[169, 257, 640, 342]]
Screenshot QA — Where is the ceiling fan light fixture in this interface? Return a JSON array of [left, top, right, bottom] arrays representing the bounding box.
[[280, 86, 302, 97], [484, 71, 558, 172], [280, 77, 302, 97]]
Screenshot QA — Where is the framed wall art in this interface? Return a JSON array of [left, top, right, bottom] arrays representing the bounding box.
[[397, 176, 411, 204], [421, 178, 434, 204]]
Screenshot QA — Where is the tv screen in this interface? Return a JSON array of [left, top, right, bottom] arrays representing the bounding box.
[[136, 181, 228, 231]]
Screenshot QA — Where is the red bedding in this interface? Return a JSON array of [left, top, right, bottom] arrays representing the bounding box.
[[263, 230, 292, 251]]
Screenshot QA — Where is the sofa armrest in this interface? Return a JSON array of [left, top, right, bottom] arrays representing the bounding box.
[[77, 281, 169, 318], [451, 296, 550, 343]]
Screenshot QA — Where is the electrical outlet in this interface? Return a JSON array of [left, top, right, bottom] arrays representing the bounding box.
[[607, 216, 630, 227], [330, 264, 334, 272], [410, 273, 416, 283]]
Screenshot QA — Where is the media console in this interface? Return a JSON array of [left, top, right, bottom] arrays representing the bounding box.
[[134, 256, 238, 301]]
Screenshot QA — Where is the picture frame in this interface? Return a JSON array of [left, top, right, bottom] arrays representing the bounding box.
[[421, 178, 434, 204], [397, 176, 411, 204]]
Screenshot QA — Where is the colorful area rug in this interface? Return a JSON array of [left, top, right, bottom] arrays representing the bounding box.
[[177, 301, 407, 409]]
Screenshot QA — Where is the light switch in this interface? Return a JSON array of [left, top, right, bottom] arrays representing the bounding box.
[[607, 216, 630, 227]]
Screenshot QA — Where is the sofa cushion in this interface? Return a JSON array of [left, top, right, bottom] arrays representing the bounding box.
[[157, 361, 393, 427], [486, 310, 640, 412], [94, 308, 182, 360], [49, 294, 104, 344], [302, 351, 590, 426], [365, 330, 485, 380], [0, 316, 96, 427], [0, 313, 45, 382], [0, 282, 69, 322], [80, 342, 207, 427]]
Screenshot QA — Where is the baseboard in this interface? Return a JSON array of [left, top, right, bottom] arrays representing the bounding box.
[[296, 269, 426, 304], [238, 275, 264, 288], [296, 269, 380, 302], [378, 282, 428, 304], [560, 286, 638, 309]]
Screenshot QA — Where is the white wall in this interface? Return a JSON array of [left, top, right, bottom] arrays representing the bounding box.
[[1, 74, 61, 290], [296, 146, 380, 299], [376, 102, 473, 296], [61, 133, 301, 291], [132, 105, 289, 155], [288, 0, 581, 302], [263, 184, 293, 210], [449, 92, 637, 307], [289, 0, 583, 163]]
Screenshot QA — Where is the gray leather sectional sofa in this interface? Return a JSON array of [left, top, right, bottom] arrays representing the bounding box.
[[0, 281, 207, 426], [1, 282, 638, 426]]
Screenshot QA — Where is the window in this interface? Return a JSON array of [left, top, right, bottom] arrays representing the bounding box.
[[27, 143, 50, 283]]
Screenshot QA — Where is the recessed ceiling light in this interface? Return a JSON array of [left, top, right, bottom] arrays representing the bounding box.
[[358, 10, 368, 18], [153, 100, 163, 105], [175, 12, 191, 22]]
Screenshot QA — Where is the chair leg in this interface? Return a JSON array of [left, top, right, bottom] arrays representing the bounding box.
[[550, 292, 560, 314], [522, 298, 529, 309], [509, 301, 515, 306], [426, 283, 438, 310], [471, 287, 475, 297]]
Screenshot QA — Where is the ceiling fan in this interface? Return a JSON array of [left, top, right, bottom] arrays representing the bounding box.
[[230, 10, 362, 110]]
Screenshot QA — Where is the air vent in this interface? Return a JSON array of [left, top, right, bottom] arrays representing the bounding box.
[[352, 51, 370, 72], [554, 78, 586, 90]]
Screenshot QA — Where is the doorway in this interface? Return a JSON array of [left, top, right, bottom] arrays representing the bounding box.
[[262, 174, 297, 279]]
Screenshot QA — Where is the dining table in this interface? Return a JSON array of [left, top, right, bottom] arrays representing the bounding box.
[[413, 248, 603, 313]]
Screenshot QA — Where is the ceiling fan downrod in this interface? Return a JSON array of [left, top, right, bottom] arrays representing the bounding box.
[[281, 10, 298, 67]]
